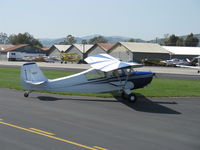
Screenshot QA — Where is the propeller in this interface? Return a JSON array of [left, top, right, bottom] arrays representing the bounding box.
[[153, 73, 158, 78]]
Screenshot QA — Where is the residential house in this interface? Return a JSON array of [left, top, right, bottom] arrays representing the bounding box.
[[0, 45, 13, 60], [0, 44, 46, 61]]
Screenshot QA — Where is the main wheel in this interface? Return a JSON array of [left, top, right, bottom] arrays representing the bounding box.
[[24, 92, 29, 97], [127, 93, 137, 103]]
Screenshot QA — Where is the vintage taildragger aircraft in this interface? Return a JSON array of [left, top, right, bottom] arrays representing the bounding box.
[[21, 54, 154, 102]]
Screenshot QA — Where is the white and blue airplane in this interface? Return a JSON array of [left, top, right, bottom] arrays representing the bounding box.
[[21, 54, 154, 102]]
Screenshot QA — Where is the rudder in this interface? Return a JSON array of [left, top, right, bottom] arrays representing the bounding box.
[[21, 62, 47, 87]]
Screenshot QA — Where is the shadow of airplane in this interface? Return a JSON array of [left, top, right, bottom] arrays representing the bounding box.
[[114, 94, 181, 114], [37, 94, 181, 114], [37, 96, 117, 103]]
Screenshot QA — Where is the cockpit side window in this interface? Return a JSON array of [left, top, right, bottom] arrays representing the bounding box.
[[85, 70, 105, 80], [106, 69, 125, 78], [106, 67, 134, 78], [123, 67, 134, 75]]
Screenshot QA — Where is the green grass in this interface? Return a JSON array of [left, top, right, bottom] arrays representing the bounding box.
[[0, 67, 200, 97], [135, 78, 200, 97]]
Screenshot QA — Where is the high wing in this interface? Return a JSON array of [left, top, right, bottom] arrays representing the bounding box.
[[84, 54, 142, 72]]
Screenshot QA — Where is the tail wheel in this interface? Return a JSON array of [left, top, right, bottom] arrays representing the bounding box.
[[24, 92, 30, 97]]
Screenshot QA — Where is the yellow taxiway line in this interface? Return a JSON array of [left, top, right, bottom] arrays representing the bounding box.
[[29, 128, 55, 136], [93, 146, 109, 150], [0, 120, 108, 150]]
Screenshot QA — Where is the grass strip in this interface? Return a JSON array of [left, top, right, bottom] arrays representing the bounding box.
[[0, 67, 200, 97]]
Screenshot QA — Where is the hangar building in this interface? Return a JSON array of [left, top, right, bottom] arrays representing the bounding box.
[[86, 43, 114, 57], [108, 42, 170, 61], [163, 46, 200, 60]]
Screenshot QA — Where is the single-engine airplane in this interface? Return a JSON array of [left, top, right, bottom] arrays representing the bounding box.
[[177, 56, 200, 73], [21, 54, 154, 102]]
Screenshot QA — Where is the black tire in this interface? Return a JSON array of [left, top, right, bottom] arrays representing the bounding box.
[[121, 92, 137, 103], [127, 93, 137, 103], [24, 92, 29, 97]]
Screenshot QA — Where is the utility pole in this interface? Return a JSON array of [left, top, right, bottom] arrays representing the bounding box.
[[82, 44, 85, 63]]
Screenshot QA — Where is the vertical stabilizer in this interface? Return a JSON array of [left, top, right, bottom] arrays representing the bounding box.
[[21, 62, 47, 88]]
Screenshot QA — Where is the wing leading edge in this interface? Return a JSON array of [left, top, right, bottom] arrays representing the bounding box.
[[85, 54, 142, 72]]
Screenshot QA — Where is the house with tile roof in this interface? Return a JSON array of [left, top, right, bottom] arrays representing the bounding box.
[[108, 42, 170, 62], [0, 44, 13, 50], [0, 44, 46, 61], [0, 45, 13, 60], [86, 43, 114, 57]]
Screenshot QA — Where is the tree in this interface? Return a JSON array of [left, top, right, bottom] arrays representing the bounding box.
[[0, 32, 9, 44], [164, 34, 169, 39], [164, 34, 179, 46], [176, 38, 184, 46], [184, 33, 199, 47], [88, 36, 107, 44], [65, 35, 76, 45], [127, 38, 135, 42], [81, 39, 88, 44], [9, 32, 43, 48]]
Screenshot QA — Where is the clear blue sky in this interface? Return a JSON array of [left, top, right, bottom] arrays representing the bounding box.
[[0, 0, 199, 40]]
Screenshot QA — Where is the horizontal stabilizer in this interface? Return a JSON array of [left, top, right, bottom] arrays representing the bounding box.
[[85, 54, 142, 72]]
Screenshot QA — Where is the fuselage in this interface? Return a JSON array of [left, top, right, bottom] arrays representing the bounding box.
[[22, 67, 154, 94]]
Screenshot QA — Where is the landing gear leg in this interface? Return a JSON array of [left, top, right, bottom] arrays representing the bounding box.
[[24, 91, 31, 97]]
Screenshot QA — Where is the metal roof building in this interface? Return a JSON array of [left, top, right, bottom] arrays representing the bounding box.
[[86, 43, 114, 57], [118, 42, 169, 53], [109, 42, 170, 61], [67, 44, 94, 53], [47, 45, 71, 59], [52, 45, 71, 52], [163, 46, 200, 56]]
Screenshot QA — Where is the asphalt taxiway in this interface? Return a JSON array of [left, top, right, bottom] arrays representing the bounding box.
[[0, 88, 200, 150]]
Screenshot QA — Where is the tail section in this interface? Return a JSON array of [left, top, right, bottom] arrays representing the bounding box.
[[21, 62, 48, 89]]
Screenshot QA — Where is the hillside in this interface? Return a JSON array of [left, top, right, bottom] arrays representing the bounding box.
[[149, 34, 200, 46], [39, 34, 200, 47], [39, 35, 144, 47]]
